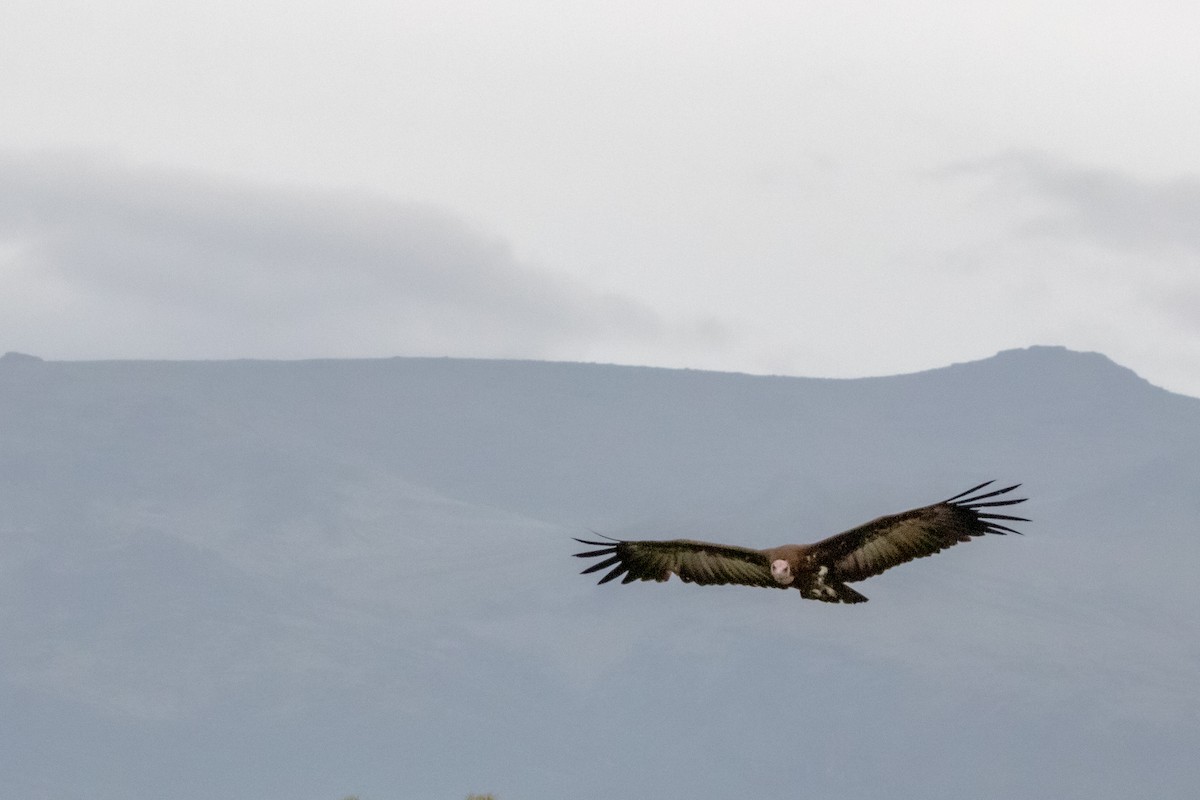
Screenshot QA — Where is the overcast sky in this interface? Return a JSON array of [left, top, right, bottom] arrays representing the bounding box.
[[3, 1, 1198, 396]]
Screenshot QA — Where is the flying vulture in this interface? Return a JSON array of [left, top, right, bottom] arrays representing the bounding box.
[[574, 481, 1027, 603]]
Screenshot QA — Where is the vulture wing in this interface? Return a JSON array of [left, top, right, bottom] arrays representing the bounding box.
[[810, 481, 1028, 583], [573, 537, 779, 588]]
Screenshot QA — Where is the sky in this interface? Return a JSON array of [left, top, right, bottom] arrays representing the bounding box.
[[2, 0, 1199, 396]]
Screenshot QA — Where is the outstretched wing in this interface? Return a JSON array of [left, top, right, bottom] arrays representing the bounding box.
[[573, 537, 779, 588], [811, 481, 1028, 583]]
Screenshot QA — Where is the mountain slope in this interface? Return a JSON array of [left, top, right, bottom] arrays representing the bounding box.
[[0, 346, 1197, 800]]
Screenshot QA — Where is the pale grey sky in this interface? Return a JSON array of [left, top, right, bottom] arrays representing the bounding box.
[[2, 0, 1198, 395]]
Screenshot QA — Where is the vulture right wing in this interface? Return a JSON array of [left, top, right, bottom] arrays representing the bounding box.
[[809, 481, 1028, 583], [573, 537, 779, 588]]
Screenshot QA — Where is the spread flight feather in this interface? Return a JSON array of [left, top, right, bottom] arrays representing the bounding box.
[[573, 481, 1027, 604]]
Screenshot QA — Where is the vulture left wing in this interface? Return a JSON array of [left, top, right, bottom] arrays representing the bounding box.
[[573, 537, 779, 588], [810, 481, 1028, 583]]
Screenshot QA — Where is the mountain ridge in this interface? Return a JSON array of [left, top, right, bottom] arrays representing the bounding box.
[[0, 342, 1166, 385], [1, 344, 1197, 800]]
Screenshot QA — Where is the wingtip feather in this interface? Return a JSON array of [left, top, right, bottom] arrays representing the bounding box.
[[963, 497, 1027, 509], [597, 564, 628, 584], [580, 555, 622, 574], [942, 480, 995, 503], [977, 512, 1030, 522], [573, 547, 617, 558]]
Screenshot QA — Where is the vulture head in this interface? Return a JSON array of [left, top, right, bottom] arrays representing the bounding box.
[[770, 559, 795, 585]]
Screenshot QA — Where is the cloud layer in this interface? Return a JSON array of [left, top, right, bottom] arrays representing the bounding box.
[[1, 149, 1197, 398], [0, 153, 688, 362], [933, 151, 1200, 392]]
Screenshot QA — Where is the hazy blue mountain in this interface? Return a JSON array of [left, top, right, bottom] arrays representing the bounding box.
[[1, 346, 1197, 800]]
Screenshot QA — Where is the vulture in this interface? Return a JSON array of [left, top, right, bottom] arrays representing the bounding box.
[[574, 481, 1027, 603]]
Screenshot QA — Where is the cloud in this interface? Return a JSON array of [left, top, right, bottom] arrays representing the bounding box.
[[0, 152, 695, 361], [931, 150, 1200, 390], [940, 150, 1200, 254]]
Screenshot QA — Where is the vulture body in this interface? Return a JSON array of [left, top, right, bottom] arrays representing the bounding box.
[[574, 481, 1027, 604]]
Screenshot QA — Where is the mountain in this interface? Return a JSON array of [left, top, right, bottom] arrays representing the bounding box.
[[1, 346, 1197, 800]]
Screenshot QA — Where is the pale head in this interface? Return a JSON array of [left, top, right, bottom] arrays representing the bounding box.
[[770, 558, 794, 585]]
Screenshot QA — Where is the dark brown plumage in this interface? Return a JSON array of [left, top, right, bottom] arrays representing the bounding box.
[[573, 481, 1027, 603]]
